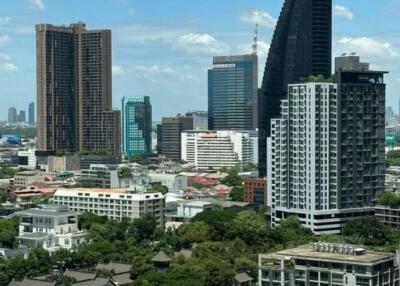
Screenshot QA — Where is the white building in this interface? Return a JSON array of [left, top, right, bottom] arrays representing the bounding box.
[[148, 172, 188, 193], [16, 205, 86, 251], [176, 200, 213, 219], [54, 188, 165, 225], [181, 130, 258, 170], [14, 171, 44, 189], [79, 164, 119, 188], [17, 149, 37, 169]]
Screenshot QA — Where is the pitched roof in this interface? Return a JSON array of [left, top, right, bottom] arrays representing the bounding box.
[[9, 279, 56, 286], [151, 251, 171, 263], [72, 277, 110, 286], [111, 273, 133, 285], [95, 262, 131, 274], [234, 273, 253, 283], [64, 270, 96, 282]]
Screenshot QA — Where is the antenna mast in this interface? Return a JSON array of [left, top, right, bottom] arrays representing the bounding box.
[[252, 23, 258, 56]]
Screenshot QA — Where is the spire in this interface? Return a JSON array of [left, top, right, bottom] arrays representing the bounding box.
[[252, 23, 258, 55]]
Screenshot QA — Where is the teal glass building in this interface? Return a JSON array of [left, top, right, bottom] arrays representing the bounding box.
[[122, 96, 152, 158]]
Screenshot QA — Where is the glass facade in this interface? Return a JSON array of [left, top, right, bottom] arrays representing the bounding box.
[[122, 96, 152, 158], [208, 55, 258, 131]]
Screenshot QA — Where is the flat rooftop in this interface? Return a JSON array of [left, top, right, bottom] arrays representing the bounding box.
[[269, 244, 394, 265]]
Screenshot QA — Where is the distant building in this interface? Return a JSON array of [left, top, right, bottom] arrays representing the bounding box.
[[208, 55, 258, 131], [176, 200, 213, 220], [14, 171, 44, 189], [18, 149, 37, 168], [181, 130, 258, 170], [258, 243, 400, 286], [244, 178, 267, 207], [16, 205, 86, 251], [79, 155, 121, 170], [159, 116, 193, 161], [78, 164, 119, 189], [122, 96, 152, 158], [17, 110, 26, 123], [148, 172, 188, 193], [185, 111, 208, 130], [36, 22, 120, 156], [54, 189, 165, 225], [156, 124, 163, 154], [375, 204, 400, 230], [28, 102, 35, 125], [8, 106, 17, 124], [47, 155, 80, 173], [2, 135, 21, 146]]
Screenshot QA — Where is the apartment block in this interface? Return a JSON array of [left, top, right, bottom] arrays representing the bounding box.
[[78, 164, 119, 189]]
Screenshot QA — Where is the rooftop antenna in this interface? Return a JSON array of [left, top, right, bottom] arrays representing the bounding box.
[[252, 23, 258, 56]]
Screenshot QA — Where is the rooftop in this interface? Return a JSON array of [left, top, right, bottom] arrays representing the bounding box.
[[263, 244, 395, 265], [16, 205, 77, 217]]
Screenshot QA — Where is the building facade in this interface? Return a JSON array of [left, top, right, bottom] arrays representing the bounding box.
[[375, 204, 400, 230], [54, 189, 165, 225], [244, 178, 267, 207], [208, 55, 258, 131], [159, 116, 193, 161], [258, 0, 332, 177], [18, 111, 26, 123], [17, 205, 86, 251], [268, 59, 386, 234], [18, 149, 37, 169], [122, 96, 152, 158], [36, 22, 120, 156], [258, 243, 400, 286], [78, 164, 119, 189], [28, 102, 35, 125], [8, 106, 17, 124], [181, 130, 258, 170]]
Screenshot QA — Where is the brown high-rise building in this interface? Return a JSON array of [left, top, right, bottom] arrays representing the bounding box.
[[36, 22, 120, 156]]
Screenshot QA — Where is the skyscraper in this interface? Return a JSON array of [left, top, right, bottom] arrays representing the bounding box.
[[36, 23, 120, 156], [8, 106, 17, 124], [259, 0, 332, 177], [159, 115, 193, 161], [268, 57, 386, 234], [122, 96, 152, 158], [28, 102, 35, 125], [208, 55, 258, 131], [18, 110, 26, 123]]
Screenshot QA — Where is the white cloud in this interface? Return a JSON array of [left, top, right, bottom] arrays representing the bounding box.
[[0, 53, 11, 61], [0, 62, 18, 73], [240, 10, 277, 28], [115, 24, 185, 45], [176, 33, 230, 55], [135, 65, 176, 76], [0, 35, 10, 46], [237, 40, 270, 58], [112, 65, 125, 77], [29, 0, 46, 10], [333, 5, 354, 20], [337, 37, 399, 58]]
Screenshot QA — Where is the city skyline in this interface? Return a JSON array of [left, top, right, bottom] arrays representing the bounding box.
[[0, 0, 399, 121]]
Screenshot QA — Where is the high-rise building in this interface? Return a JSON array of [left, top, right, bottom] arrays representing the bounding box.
[[267, 57, 386, 234], [185, 111, 208, 130], [181, 130, 258, 170], [28, 102, 35, 125], [208, 55, 258, 131], [259, 0, 332, 177], [36, 23, 119, 156], [8, 106, 17, 124], [122, 96, 152, 158], [159, 116, 193, 161], [18, 110, 26, 123]]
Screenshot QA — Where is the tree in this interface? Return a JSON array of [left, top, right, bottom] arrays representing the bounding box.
[[78, 212, 108, 230], [130, 215, 157, 242], [0, 217, 19, 248], [204, 259, 234, 286], [386, 150, 400, 166], [230, 186, 244, 202], [377, 192, 400, 208], [151, 183, 169, 195], [220, 168, 242, 187], [118, 167, 132, 179], [178, 222, 211, 247]]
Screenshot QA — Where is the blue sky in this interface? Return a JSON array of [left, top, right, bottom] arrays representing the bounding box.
[[0, 0, 399, 121]]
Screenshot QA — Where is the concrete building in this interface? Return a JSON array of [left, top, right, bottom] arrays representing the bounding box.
[[258, 243, 400, 286], [375, 204, 400, 230], [176, 200, 213, 219], [16, 205, 86, 251], [47, 155, 80, 172], [36, 22, 120, 156], [122, 96, 152, 158], [159, 116, 193, 161], [181, 130, 258, 170], [208, 55, 258, 131], [14, 171, 44, 189], [78, 164, 119, 189], [18, 149, 37, 169], [267, 58, 386, 234], [8, 106, 17, 124], [54, 188, 165, 225], [28, 102, 35, 125], [186, 111, 208, 130], [149, 172, 188, 193], [18, 110, 26, 123]]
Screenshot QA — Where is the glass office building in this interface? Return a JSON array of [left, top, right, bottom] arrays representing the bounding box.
[[122, 96, 152, 158]]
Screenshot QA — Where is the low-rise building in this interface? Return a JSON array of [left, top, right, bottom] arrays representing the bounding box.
[[149, 172, 188, 193], [78, 164, 119, 188], [47, 155, 80, 172], [14, 171, 44, 189], [181, 130, 258, 170], [244, 178, 267, 207], [18, 149, 37, 169], [258, 243, 400, 286], [16, 205, 86, 251], [54, 188, 165, 225], [375, 204, 400, 230], [176, 200, 214, 220]]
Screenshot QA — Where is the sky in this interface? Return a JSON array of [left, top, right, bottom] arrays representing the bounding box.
[[0, 0, 399, 121]]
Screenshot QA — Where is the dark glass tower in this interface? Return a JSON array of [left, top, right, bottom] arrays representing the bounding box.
[[258, 0, 332, 176]]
